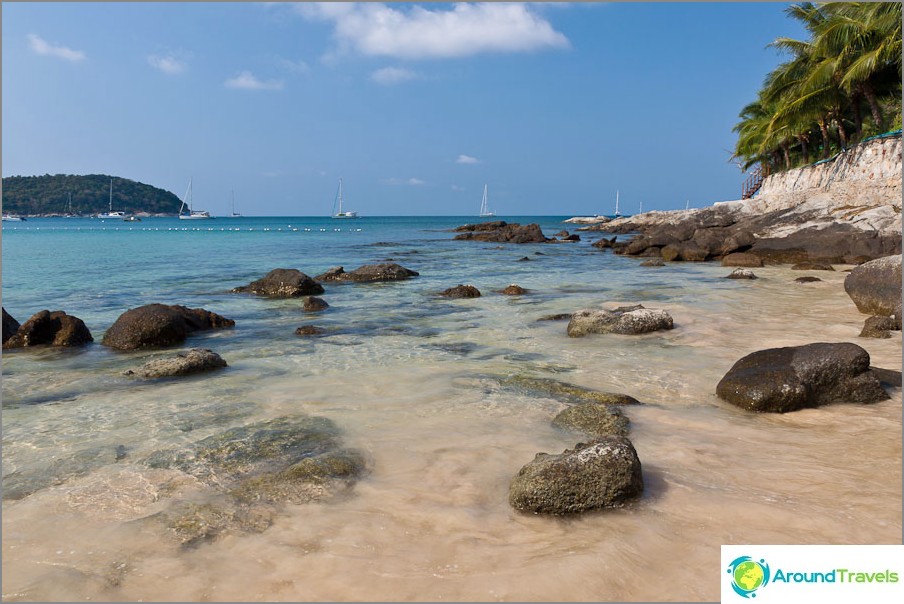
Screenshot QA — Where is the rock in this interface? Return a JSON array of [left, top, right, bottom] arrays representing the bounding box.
[[843, 255, 902, 317], [639, 258, 665, 267], [509, 436, 644, 514], [314, 263, 419, 283], [795, 276, 823, 283], [2, 308, 19, 344], [102, 304, 234, 350], [517, 256, 531, 262], [125, 348, 227, 379], [233, 268, 324, 297], [725, 268, 758, 280], [552, 403, 630, 437], [791, 262, 835, 271], [561, 234, 580, 242], [2, 310, 93, 348], [870, 366, 903, 387], [295, 325, 325, 337], [453, 222, 549, 244], [498, 284, 527, 295], [661, 241, 708, 262], [499, 376, 642, 406], [453, 220, 508, 232], [592, 236, 617, 249], [721, 252, 763, 267], [716, 342, 889, 413], [440, 284, 481, 298], [554, 230, 570, 237], [859, 315, 900, 339], [536, 313, 572, 322], [303, 296, 329, 312], [567, 305, 674, 337]]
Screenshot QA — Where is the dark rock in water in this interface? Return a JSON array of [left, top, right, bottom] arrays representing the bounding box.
[[499, 375, 641, 406], [567, 305, 674, 337], [498, 284, 527, 295], [859, 315, 900, 339], [233, 268, 324, 297], [561, 234, 580, 242], [554, 230, 569, 237], [517, 256, 531, 262], [870, 366, 903, 387], [592, 236, 617, 249], [843, 255, 902, 317], [303, 296, 329, 312], [102, 304, 234, 350], [721, 252, 763, 267], [791, 262, 835, 271], [315, 263, 419, 283], [125, 348, 227, 379], [639, 258, 665, 267], [537, 313, 572, 322], [295, 325, 325, 337], [2, 310, 93, 348], [725, 268, 758, 280], [716, 342, 889, 413], [552, 403, 630, 437], [453, 220, 508, 232], [2, 308, 19, 344], [454, 222, 549, 244], [661, 241, 708, 262], [509, 436, 643, 514], [795, 276, 822, 283], [440, 284, 481, 298]]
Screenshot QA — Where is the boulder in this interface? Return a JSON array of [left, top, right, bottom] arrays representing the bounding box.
[[499, 376, 642, 406], [440, 284, 481, 298], [453, 223, 549, 244], [859, 316, 900, 339], [552, 403, 630, 437], [509, 436, 644, 514], [536, 313, 572, 322], [639, 258, 665, 267], [102, 304, 234, 350], [592, 236, 617, 249], [791, 262, 835, 271], [295, 325, 325, 337], [303, 296, 329, 312], [716, 342, 889, 413], [125, 348, 227, 379], [725, 268, 758, 280], [498, 284, 527, 295], [517, 256, 531, 262], [567, 305, 674, 337], [2, 308, 19, 344], [843, 255, 902, 317], [2, 310, 93, 348], [721, 252, 763, 268], [795, 276, 822, 283], [315, 263, 419, 283], [233, 268, 324, 297]]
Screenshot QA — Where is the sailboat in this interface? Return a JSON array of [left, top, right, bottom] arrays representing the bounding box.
[[613, 190, 622, 218], [178, 178, 212, 219], [331, 178, 358, 218], [230, 190, 242, 217], [478, 184, 495, 217], [97, 179, 126, 219]]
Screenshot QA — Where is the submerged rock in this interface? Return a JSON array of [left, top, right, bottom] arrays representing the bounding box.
[[499, 375, 641, 406], [552, 403, 630, 437], [303, 296, 329, 312], [440, 284, 481, 298], [125, 348, 227, 379], [233, 268, 324, 297], [509, 436, 644, 515], [639, 258, 665, 267], [795, 276, 822, 283], [843, 255, 902, 317], [498, 284, 527, 295], [567, 305, 674, 337], [2, 310, 93, 348], [537, 313, 572, 322], [791, 261, 835, 271], [725, 268, 758, 280], [295, 325, 325, 337], [102, 304, 234, 350], [716, 342, 889, 413], [2, 308, 19, 344], [315, 263, 419, 283]]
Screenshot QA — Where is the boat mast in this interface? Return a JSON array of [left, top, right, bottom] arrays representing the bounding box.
[[615, 190, 619, 216], [338, 178, 343, 214], [109, 179, 113, 212]]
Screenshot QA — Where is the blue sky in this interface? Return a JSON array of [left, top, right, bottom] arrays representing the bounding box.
[[2, 2, 806, 216]]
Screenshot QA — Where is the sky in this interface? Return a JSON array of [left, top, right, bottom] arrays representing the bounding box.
[[1, 2, 808, 217]]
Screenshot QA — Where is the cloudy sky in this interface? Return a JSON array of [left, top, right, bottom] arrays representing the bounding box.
[[2, 2, 805, 216]]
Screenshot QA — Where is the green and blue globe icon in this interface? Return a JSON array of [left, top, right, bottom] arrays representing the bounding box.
[[727, 556, 771, 598]]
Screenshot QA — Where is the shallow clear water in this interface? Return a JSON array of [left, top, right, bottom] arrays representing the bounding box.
[[2, 216, 901, 601]]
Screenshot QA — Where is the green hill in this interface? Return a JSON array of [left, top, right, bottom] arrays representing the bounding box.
[[1, 174, 183, 216]]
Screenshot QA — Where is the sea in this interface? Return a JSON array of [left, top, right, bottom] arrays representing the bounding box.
[[2, 215, 901, 602]]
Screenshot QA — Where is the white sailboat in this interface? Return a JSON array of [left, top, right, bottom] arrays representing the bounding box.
[[178, 178, 212, 219], [97, 179, 126, 219], [478, 184, 495, 217], [331, 178, 358, 218], [614, 190, 622, 218], [230, 190, 242, 217]]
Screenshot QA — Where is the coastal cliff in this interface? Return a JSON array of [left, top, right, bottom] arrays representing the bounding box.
[[596, 134, 902, 263]]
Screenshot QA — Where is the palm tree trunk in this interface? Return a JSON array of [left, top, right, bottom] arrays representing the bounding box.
[[859, 81, 884, 130], [836, 117, 848, 150], [851, 94, 863, 140], [780, 142, 791, 169], [818, 118, 830, 158], [797, 135, 809, 165]]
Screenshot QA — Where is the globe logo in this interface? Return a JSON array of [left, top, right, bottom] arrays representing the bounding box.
[[727, 556, 771, 598]]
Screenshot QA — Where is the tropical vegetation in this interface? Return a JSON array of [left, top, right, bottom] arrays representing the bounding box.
[[2, 174, 182, 216], [733, 2, 902, 173]]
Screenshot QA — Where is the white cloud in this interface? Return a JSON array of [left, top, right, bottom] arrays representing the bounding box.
[[280, 57, 311, 74], [148, 53, 187, 75], [383, 177, 426, 186], [456, 154, 480, 165], [297, 2, 569, 60], [27, 33, 85, 62], [224, 70, 284, 91], [371, 66, 417, 85], [451, 185, 465, 192]]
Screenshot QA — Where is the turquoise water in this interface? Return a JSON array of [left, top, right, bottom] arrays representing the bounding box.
[[2, 216, 901, 601]]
